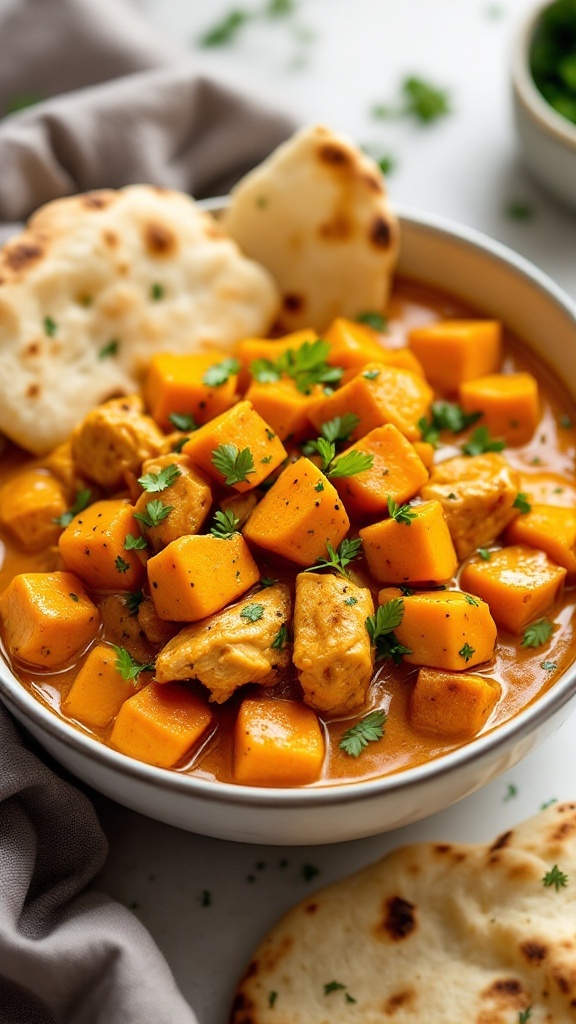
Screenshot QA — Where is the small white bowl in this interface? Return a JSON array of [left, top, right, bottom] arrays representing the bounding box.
[[512, 0, 576, 208], [1, 205, 576, 845]]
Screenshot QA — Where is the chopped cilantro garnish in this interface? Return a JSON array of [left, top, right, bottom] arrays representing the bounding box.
[[268, 991, 278, 1008], [402, 75, 451, 123], [133, 500, 173, 530], [344, 596, 358, 606], [387, 496, 417, 524], [150, 282, 164, 300], [356, 310, 388, 331], [212, 443, 255, 486], [559, 413, 573, 429], [318, 413, 360, 444], [125, 591, 144, 616], [418, 400, 481, 445], [339, 710, 387, 757], [477, 548, 491, 561], [513, 492, 532, 514], [541, 660, 557, 671], [138, 464, 181, 493], [362, 369, 380, 380], [43, 316, 57, 337], [306, 436, 373, 478], [462, 425, 506, 456], [112, 645, 155, 682], [115, 555, 131, 573], [542, 864, 568, 891], [464, 594, 480, 606], [271, 624, 288, 650], [202, 357, 240, 387], [210, 509, 240, 539], [168, 412, 197, 432], [198, 9, 251, 46], [324, 981, 347, 995], [98, 338, 119, 359], [260, 577, 277, 588], [124, 533, 147, 551], [504, 783, 518, 801], [251, 339, 343, 394], [521, 617, 554, 648], [365, 600, 411, 663], [459, 643, 475, 662], [505, 200, 535, 221], [53, 488, 92, 527], [240, 603, 264, 622], [304, 537, 362, 578]]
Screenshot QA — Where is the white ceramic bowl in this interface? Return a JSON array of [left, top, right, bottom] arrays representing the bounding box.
[[1, 205, 576, 845], [512, 0, 576, 208]]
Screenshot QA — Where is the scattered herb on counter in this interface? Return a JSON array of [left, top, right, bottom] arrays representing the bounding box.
[[240, 602, 265, 622], [462, 425, 506, 456], [212, 443, 255, 485], [339, 710, 387, 758], [43, 316, 57, 337], [505, 200, 536, 222], [541, 797, 558, 809], [521, 617, 554, 648], [513, 492, 532, 514], [365, 599, 411, 663], [124, 533, 147, 551], [138, 464, 181, 493], [301, 863, 320, 882], [168, 412, 197, 432], [271, 624, 288, 650], [203, 357, 240, 387], [210, 509, 240, 539], [133, 499, 174, 529], [112, 646, 155, 682], [198, 9, 251, 46], [150, 282, 164, 300], [53, 488, 92, 528], [542, 864, 569, 890], [503, 783, 518, 802], [125, 591, 144, 616], [387, 497, 418, 525], [98, 338, 119, 359], [531, 0, 576, 126], [305, 537, 363, 578], [371, 75, 451, 125], [115, 555, 130, 574], [356, 310, 389, 331], [459, 643, 476, 662]]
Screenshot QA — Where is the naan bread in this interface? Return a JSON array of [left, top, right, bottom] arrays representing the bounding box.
[[232, 803, 576, 1022], [223, 124, 399, 334], [0, 185, 280, 455]]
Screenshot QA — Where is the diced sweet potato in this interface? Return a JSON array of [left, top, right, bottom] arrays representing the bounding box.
[[293, 573, 374, 714], [143, 351, 238, 430], [235, 328, 317, 390], [505, 503, 576, 578], [308, 363, 433, 442], [408, 319, 501, 391], [334, 424, 429, 519], [71, 395, 165, 491], [58, 498, 146, 591], [0, 469, 67, 552], [518, 471, 576, 508], [182, 400, 287, 492], [133, 454, 212, 552], [0, 572, 99, 668], [63, 642, 150, 729], [460, 544, 566, 633], [392, 590, 497, 671], [244, 378, 324, 442], [324, 317, 385, 369], [410, 667, 501, 739], [155, 584, 291, 703], [360, 500, 458, 584], [147, 533, 260, 621], [233, 698, 325, 785], [459, 372, 539, 446], [421, 453, 520, 559], [413, 440, 435, 471], [242, 457, 349, 567], [109, 681, 213, 769]]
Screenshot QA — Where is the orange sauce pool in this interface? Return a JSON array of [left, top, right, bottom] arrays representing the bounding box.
[[0, 276, 575, 787]]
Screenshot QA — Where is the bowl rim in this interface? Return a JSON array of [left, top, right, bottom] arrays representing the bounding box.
[[1, 202, 576, 811], [512, 0, 576, 151]]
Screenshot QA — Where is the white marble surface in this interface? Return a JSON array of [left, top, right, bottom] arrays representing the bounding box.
[[84, 2, 576, 1022]]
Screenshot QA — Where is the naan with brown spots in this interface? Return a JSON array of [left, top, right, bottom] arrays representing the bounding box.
[[223, 124, 399, 334], [231, 802, 576, 1023], [0, 185, 280, 454]]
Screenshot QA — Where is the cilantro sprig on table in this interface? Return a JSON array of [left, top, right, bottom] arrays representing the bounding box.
[[250, 339, 344, 394]]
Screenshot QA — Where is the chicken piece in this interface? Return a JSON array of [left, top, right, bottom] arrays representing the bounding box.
[[420, 452, 520, 560], [133, 453, 212, 552], [42, 440, 92, 503], [99, 594, 156, 665], [155, 584, 291, 704], [71, 395, 165, 491], [293, 573, 374, 715]]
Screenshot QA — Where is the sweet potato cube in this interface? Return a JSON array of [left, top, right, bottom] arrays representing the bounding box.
[[518, 471, 576, 508], [410, 667, 501, 739], [324, 317, 385, 369], [360, 500, 458, 584], [244, 378, 324, 441], [460, 544, 566, 633], [408, 319, 502, 391], [459, 372, 539, 446], [182, 400, 287, 492], [147, 533, 260, 621], [392, 590, 497, 670], [242, 457, 349, 567], [109, 681, 213, 769], [421, 453, 520, 559], [334, 424, 429, 519], [309, 363, 432, 443], [63, 642, 149, 729], [0, 572, 99, 669], [133, 454, 212, 552], [0, 469, 67, 552], [143, 351, 238, 430], [235, 328, 317, 390], [505, 503, 576, 578], [233, 698, 325, 785], [413, 440, 435, 471], [58, 498, 146, 591]]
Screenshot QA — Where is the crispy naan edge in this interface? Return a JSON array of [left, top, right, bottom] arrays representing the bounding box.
[[231, 802, 576, 1023], [222, 124, 400, 334], [0, 185, 280, 455]]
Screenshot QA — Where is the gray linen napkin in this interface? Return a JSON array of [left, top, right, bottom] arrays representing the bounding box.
[[0, 0, 296, 1021]]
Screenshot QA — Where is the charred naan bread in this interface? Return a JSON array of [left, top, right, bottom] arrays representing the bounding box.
[[223, 124, 399, 334], [232, 803, 576, 1023], [0, 185, 280, 455]]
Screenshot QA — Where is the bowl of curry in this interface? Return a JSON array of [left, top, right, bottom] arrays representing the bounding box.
[[0, 202, 575, 845]]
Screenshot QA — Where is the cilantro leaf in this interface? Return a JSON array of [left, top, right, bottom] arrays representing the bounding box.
[[168, 412, 197, 432], [324, 981, 347, 995], [339, 710, 387, 757], [459, 643, 476, 661], [124, 533, 147, 551], [477, 548, 492, 561], [319, 413, 360, 444], [402, 75, 451, 123], [250, 358, 282, 384], [98, 338, 119, 359], [43, 316, 57, 337], [513, 492, 532, 514], [133, 500, 173, 530], [518, 1009, 532, 1024], [356, 311, 388, 331], [212, 444, 255, 486], [202, 357, 240, 388], [304, 537, 363, 578], [365, 600, 411, 662], [387, 496, 418, 524], [271, 623, 288, 650], [198, 9, 251, 46], [150, 282, 164, 300], [240, 603, 265, 622], [542, 864, 568, 890], [112, 645, 155, 682], [53, 488, 92, 528], [252, 339, 344, 394], [115, 555, 131, 573], [328, 449, 373, 479], [138, 464, 181, 493], [210, 509, 240, 539], [462, 426, 506, 456], [125, 591, 144, 616], [419, 400, 481, 445], [260, 576, 278, 588], [521, 617, 554, 648]]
